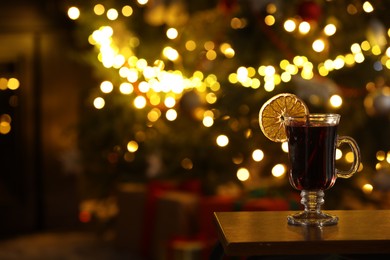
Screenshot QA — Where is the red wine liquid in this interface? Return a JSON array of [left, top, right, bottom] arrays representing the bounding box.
[[286, 123, 338, 191]]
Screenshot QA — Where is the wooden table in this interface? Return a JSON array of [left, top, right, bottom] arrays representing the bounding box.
[[213, 210, 390, 257]]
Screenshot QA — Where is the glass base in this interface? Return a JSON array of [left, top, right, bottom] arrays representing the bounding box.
[[287, 190, 338, 226], [287, 211, 338, 226]]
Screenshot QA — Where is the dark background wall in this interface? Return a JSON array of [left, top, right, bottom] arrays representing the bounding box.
[[0, 0, 92, 237]]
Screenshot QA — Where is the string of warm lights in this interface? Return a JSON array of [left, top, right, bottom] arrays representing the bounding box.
[[230, 1, 390, 93], [68, 1, 389, 194], [0, 77, 20, 135]]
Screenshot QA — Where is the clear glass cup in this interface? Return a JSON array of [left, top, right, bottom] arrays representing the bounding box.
[[284, 114, 361, 226]]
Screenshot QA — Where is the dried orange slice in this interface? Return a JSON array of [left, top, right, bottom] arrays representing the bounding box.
[[259, 93, 309, 142]]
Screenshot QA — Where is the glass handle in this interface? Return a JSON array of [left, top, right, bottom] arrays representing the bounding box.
[[336, 136, 361, 179]]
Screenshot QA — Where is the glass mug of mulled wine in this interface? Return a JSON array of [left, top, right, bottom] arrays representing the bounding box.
[[284, 114, 361, 226]]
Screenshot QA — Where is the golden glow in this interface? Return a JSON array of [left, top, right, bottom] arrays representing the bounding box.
[[93, 97, 105, 109], [0, 114, 11, 135], [362, 1, 374, 13], [333, 56, 345, 70], [386, 151, 390, 163], [345, 151, 355, 163], [376, 162, 382, 170], [193, 71, 204, 80], [329, 94, 342, 108], [354, 53, 365, 63], [284, 19, 296, 32], [285, 64, 298, 75], [206, 50, 217, 60], [113, 55, 126, 68], [264, 15, 275, 26], [136, 59, 147, 70], [203, 116, 214, 127], [204, 41, 215, 50], [318, 66, 328, 76], [344, 54, 355, 66], [220, 43, 235, 58], [280, 60, 289, 70], [185, 40, 196, 51], [0, 121, 11, 135], [371, 45, 381, 55], [376, 150, 386, 161], [138, 81, 149, 93], [264, 65, 275, 76], [78, 16, 220, 113], [293, 56, 306, 67], [264, 81, 275, 92], [362, 183, 373, 194], [358, 163, 364, 172], [202, 110, 214, 127], [298, 21, 310, 34], [361, 41, 371, 51], [134, 96, 147, 109], [281, 142, 288, 153], [107, 8, 119, 20], [119, 82, 134, 94], [237, 66, 249, 83], [324, 59, 335, 71], [137, 0, 149, 5], [127, 69, 139, 83], [219, 42, 232, 53], [231, 17, 247, 29], [252, 149, 264, 162], [205, 93, 217, 104], [281, 72, 292, 82], [147, 108, 161, 122], [386, 60, 390, 69], [68, 7, 80, 20], [351, 43, 361, 54], [166, 28, 178, 39], [143, 67, 156, 79], [228, 73, 238, 84], [94, 4, 105, 15], [127, 141, 139, 152], [301, 64, 314, 80], [122, 5, 133, 17], [164, 96, 176, 108], [7, 78, 20, 90], [166, 109, 177, 121], [272, 164, 286, 178], [216, 135, 229, 147], [100, 81, 113, 93], [0, 78, 7, 90], [324, 24, 336, 36], [163, 47, 179, 61], [385, 47, 390, 58], [237, 168, 250, 181], [336, 149, 342, 160], [312, 39, 325, 52]]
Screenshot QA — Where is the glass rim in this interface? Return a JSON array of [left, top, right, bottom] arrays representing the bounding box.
[[284, 113, 340, 119]]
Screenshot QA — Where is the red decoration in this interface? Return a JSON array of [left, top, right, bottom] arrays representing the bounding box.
[[219, 0, 238, 14], [298, 0, 322, 22]]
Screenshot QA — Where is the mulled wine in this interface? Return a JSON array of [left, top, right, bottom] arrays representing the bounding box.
[[286, 123, 337, 191], [284, 114, 361, 226]]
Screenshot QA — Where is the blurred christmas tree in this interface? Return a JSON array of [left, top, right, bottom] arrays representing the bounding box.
[[67, 0, 390, 208]]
